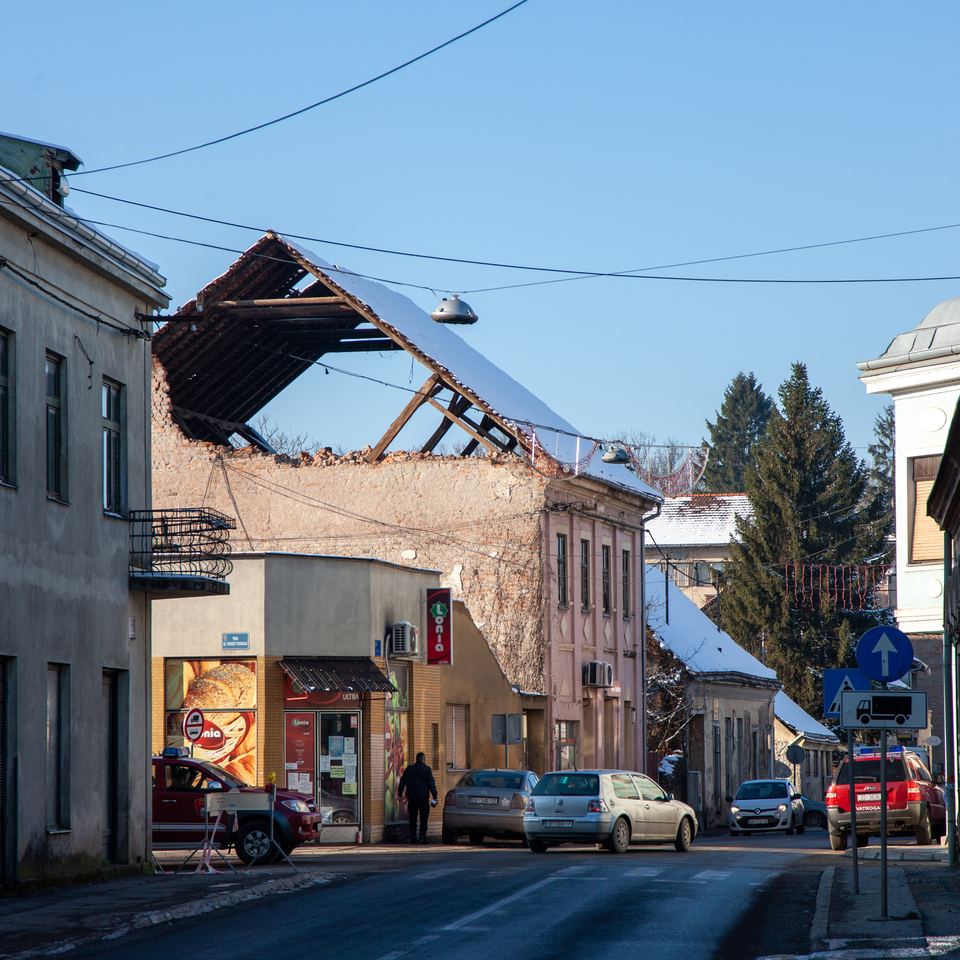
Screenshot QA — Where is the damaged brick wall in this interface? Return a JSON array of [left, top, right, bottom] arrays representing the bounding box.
[[151, 360, 548, 692]]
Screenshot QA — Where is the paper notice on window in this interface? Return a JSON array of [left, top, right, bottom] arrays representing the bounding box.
[[285, 763, 299, 770], [330, 764, 345, 779], [342, 782, 357, 795], [344, 737, 356, 755], [288, 773, 299, 790], [320, 756, 331, 773], [300, 777, 313, 794]]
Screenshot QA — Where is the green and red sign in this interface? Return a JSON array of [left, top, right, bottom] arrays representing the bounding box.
[[427, 587, 453, 665]]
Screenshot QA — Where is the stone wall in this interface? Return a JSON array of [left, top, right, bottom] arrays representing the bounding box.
[[151, 360, 548, 692]]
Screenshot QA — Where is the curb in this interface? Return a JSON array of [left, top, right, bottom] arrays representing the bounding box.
[[809, 865, 834, 945]]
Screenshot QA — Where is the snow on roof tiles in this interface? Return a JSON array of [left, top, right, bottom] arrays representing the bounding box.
[[646, 493, 752, 548], [645, 564, 777, 681]]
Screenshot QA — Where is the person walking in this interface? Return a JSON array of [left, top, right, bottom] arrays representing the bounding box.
[[397, 752, 438, 843]]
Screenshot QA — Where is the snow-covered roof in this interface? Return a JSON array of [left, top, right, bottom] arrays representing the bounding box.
[[858, 294, 960, 374], [646, 493, 752, 549], [774, 691, 839, 743], [645, 564, 777, 681], [282, 238, 662, 500]]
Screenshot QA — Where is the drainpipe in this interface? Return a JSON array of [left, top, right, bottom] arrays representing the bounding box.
[[944, 530, 957, 866], [639, 499, 662, 776]]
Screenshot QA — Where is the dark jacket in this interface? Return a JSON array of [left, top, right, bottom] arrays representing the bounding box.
[[398, 760, 437, 802]]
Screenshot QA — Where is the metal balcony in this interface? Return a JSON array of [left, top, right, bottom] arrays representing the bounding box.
[[129, 508, 236, 596]]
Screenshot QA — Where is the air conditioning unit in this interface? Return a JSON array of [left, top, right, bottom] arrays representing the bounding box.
[[390, 621, 419, 655], [582, 660, 613, 688]]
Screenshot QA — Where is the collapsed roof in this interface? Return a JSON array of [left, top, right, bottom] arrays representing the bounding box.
[[151, 231, 661, 502]]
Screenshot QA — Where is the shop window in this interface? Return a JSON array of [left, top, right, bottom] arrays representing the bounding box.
[[446, 704, 469, 770], [555, 720, 578, 770], [556, 533, 568, 607], [910, 455, 944, 563], [385, 662, 408, 825]]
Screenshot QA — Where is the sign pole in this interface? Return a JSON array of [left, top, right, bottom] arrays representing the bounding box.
[[880, 723, 888, 918], [848, 727, 859, 895]]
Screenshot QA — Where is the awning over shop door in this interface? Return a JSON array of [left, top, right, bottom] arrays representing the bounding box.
[[279, 657, 394, 693]]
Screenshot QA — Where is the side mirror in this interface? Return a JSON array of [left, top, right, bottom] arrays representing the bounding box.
[[667, 793, 675, 801], [725, 796, 734, 803], [791, 793, 802, 801]]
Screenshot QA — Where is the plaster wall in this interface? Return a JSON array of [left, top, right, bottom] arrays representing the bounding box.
[[0, 201, 165, 881]]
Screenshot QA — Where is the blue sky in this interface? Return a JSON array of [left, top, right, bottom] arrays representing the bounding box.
[[6, 1, 960, 458]]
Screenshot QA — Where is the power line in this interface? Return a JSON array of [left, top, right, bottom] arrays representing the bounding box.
[[58, 1, 532, 178], [71, 186, 960, 285]]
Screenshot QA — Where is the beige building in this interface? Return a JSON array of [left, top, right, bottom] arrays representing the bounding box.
[[149, 232, 662, 776], [773, 692, 839, 802]]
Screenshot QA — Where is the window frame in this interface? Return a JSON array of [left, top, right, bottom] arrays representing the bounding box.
[[0, 328, 12, 485], [46, 663, 71, 830], [909, 454, 943, 564], [101, 377, 124, 515], [556, 533, 568, 608], [45, 353, 67, 502], [601, 544, 612, 616], [445, 703, 469, 771], [580, 539, 591, 611], [621, 549, 631, 619]]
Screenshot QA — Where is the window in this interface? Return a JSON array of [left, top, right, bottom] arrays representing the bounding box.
[[0, 329, 10, 484], [102, 379, 123, 514], [910, 455, 943, 563], [556, 533, 568, 607], [555, 721, 578, 770], [446, 704, 469, 770], [611, 773, 639, 799], [46, 664, 70, 829], [45, 354, 66, 500], [601, 545, 612, 615], [622, 550, 631, 619], [580, 539, 590, 611]]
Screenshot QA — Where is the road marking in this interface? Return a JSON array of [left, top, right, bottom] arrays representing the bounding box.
[[624, 868, 663, 877], [374, 953, 407, 960], [413, 867, 468, 880], [692, 870, 731, 881], [442, 877, 557, 930], [412, 935, 440, 945]]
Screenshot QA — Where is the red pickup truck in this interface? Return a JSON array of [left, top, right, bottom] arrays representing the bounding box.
[[825, 748, 945, 851]]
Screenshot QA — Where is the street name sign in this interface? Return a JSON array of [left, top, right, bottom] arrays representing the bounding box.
[[855, 626, 914, 683], [839, 690, 926, 729], [823, 668, 871, 718], [183, 708, 205, 743]]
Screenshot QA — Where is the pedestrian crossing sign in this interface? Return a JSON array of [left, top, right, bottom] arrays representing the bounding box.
[[823, 668, 871, 718]]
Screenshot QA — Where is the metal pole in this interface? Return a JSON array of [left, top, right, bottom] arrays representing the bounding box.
[[848, 727, 859, 895], [880, 726, 888, 919]]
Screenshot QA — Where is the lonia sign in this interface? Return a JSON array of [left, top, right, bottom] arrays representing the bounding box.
[[426, 587, 453, 666]]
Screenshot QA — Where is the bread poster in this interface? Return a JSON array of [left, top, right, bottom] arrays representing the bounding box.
[[165, 659, 257, 783]]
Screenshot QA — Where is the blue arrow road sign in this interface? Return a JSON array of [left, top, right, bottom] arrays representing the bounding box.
[[856, 626, 914, 683], [823, 668, 871, 718]]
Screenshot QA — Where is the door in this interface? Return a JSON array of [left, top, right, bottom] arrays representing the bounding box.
[[153, 761, 218, 846], [635, 774, 677, 840], [101, 672, 119, 862], [609, 773, 645, 839], [319, 713, 360, 825]]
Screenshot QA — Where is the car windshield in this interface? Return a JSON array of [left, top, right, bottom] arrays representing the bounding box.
[[459, 772, 525, 789], [532, 773, 600, 797], [736, 782, 788, 801], [835, 758, 907, 783], [194, 761, 249, 788]]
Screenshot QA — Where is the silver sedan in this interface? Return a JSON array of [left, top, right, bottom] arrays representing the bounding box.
[[441, 769, 539, 845]]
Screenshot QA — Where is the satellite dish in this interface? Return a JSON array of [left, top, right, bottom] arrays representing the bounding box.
[[431, 295, 478, 325]]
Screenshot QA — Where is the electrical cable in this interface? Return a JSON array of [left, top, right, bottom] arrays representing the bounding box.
[[30, 1, 532, 179], [70, 186, 960, 285]]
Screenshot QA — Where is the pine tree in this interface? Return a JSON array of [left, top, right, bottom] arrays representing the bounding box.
[[702, 371, 774, 493], [720, 363, 889, 717]]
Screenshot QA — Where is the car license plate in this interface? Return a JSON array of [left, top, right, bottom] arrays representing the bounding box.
[[543, 819, 574, 828], [859, 793, 881, 801], [746, 818, 767, 825], [468, 796, 498, 805]]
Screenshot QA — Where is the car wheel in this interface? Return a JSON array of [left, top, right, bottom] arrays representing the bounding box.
[[796, 818, 806, 836], [805, 811, 827, 830], [441, 828, 458, 846], [528, 838, 548, 853], [742, 831, 751, 836], [606, 816, 631, 854], [916, 810, 933, 846], [235, 821, 276, 865], [468, 832, 485, 846], [674, 817, 693, 853], [786, 816, 795, 836], [829, 831, 848, 852], [331, 811, 354, 825]]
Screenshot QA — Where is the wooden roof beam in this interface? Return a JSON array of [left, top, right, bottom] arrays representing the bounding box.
[[424, 396, 501, 456], [366, 374, 444, 463], [420, 394, 473, 454]]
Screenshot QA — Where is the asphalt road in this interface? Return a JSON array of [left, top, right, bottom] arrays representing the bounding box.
[[70, 832, 837, 960]]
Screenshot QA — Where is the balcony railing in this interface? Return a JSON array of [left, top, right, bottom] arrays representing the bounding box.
[[129, 508, 236, 594]]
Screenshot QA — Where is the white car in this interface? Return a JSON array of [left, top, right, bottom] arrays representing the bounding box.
[[523, 769, 698, 853], [727, 779, 805, 836]]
